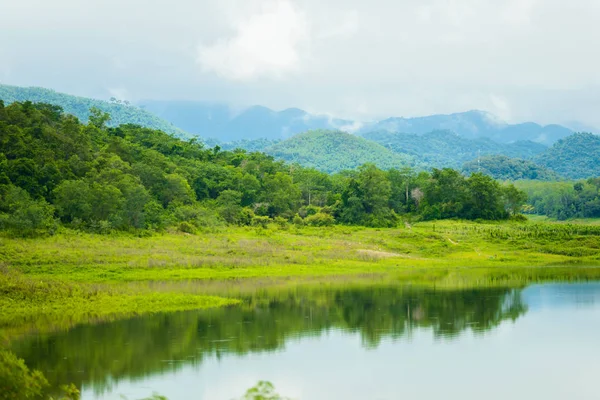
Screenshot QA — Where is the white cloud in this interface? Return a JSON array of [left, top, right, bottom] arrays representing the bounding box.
[[197, 0, 308, 81], [318, 10, 359, 39], [489, 94, 512, 122]]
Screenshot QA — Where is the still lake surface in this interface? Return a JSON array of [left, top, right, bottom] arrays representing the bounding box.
[[11, 282, 600, 399]]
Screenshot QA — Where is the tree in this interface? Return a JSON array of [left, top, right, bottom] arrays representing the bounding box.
[[0, 184, 55, 236], [88, 107, 111, 129], [503, 184, 527, 215], [357, 164, 391, 214], [53, 180, 92, 222], [217, 190, 243, 224]]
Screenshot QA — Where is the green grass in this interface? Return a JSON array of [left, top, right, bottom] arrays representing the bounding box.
[[2, 219, 600, 339]]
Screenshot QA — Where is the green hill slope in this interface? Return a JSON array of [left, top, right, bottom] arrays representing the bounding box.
[[0, 84, 186, 137], [535, 132, 600, 179], [462, 155, 559, 181], [361, 130, 547, 169], [265, 130, 413, 173]]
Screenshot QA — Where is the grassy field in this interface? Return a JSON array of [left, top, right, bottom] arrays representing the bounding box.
[[2, 219, 600, 338]]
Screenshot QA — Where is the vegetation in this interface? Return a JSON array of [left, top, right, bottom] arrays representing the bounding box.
[[535, 132, 600, 179], [0, 84, 185, 137], [264, 129, 414, 173], [462, 155, 559, 181], [517, 179, 600, 219], [0, 101, 527, 238], [362, 130, 546, 169]]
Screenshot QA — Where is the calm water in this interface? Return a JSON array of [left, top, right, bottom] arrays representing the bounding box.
[[10, 282, 600, 399]]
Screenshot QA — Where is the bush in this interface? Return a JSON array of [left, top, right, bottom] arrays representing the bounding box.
[[0, 349, 49, 399], [178, 221, 196, 234], [252, 215, 271, 228], [510, 214, 528, 222], [304, 212, 335, 226], [239, 207, 255, 226], [293, 214, 304, 226], [273, 216, 288, 229]]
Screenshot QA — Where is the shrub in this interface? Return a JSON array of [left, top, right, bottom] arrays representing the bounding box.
[[304, 212, 335, 227], [178, 221, 196, 234], [0, 349, 49, 399], [252, 215, 271, 228], [293, 214, 304, 226]]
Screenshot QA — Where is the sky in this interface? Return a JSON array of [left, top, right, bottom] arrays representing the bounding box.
[[1, 0, 600, 128]]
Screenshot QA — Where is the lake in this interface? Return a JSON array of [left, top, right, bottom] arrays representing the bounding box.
[[9, 282, 600, 400]]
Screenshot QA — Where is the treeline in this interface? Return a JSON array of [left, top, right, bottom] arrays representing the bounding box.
[[0, 101, 526, 236], [516, 179, 600, 220]]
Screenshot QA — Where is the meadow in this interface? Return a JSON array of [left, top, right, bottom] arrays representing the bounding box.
[[2, 219, 600, 337]]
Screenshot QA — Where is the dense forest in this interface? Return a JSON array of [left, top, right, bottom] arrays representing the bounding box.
[[0, 101, 527, 236], [0, 84, 185, 137], [361, 130, 546, 169], [462, 155, 558, 181], [535, 132, 600, 179], [265, 130, 415, 173], [516, 179, 600, 220]]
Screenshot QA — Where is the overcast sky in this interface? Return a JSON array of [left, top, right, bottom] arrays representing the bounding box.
[[1, 0, 600, 128]]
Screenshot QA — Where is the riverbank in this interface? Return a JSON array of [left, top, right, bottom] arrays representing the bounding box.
[[2, 219, 600, 337]]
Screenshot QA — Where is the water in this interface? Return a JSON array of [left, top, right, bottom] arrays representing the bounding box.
[[10, 282, 600, 399]]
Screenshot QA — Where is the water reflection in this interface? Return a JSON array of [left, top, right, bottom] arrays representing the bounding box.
[[10, 284, 526, 394]]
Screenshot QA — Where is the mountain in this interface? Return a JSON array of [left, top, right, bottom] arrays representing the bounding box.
[[535, 132, 600, 179], [263, 130, 413, 173], [0, 84, 186, 137], [138, 100, 353, 141], [462, 155, 559, 181], [360, 130, 547, 169], [359, 110, 575, 145]]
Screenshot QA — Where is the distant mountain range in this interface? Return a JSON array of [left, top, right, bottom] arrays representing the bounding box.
[[2, 84, 599, 179], [141, 100, 578, 146], [138, 100, 354, 142]]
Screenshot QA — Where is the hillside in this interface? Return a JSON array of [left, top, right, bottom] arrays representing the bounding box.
[[139, 100, 353, 141], [535, 132, 600, 179], [264, 130, 413, 173], [359, 110, 574, 145], [462, 155, 559, 181], [0, 84, 186, 137], [361, 130, 547, 169]]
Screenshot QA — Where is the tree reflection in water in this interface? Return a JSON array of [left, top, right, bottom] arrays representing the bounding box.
[[9, 284, 526, 395]]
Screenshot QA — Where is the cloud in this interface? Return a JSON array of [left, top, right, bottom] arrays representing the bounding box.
[[197, 0, 308, 81], [108, 87, 130, 101]]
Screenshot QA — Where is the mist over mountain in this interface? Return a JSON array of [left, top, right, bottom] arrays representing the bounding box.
[[139, 100, 353, 142], [358, 110, 575, 146], [142, 101, 577, 145]]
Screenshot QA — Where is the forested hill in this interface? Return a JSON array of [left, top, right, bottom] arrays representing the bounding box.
[[462, 155, 559, 181], [361, 130, 546, 169], [0, 84, 186, 137], [535, 133, 600, 179], [358, 110, 574, 145], [264, 130, 414, 173], [0, 101, 525, 236]]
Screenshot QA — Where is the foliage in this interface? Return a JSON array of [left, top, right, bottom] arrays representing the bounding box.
[[0, 84, 186, 137], [265, 129, 413, 173], [535, 132, 600, 179], [362, 130, 548, 169], [462, 155, 559, 181], [0, 101, 526, 236], [239, 381, 291, 400], [0, 349, 48, 399], [516, 179, 600, 220]]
